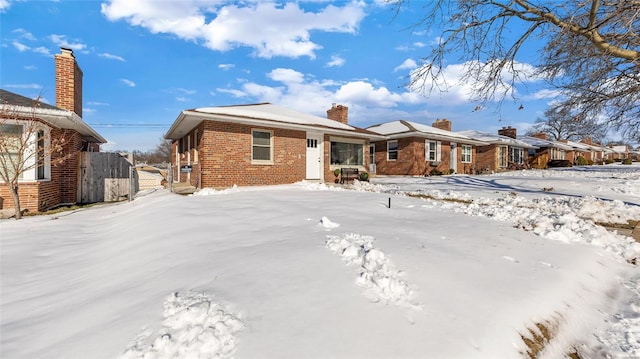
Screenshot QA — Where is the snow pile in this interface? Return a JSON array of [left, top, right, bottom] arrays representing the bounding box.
[[193, 185, 238, 196], [120, 292, 244, 359], [326, 233, 420, 310], [319, 216, 340, 229], [300, 181, 344, 191], [350, 179, 388, 193]]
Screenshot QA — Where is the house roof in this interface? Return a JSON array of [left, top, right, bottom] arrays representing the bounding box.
[[0, 89, 106, 143], [366, 120, 486, 145], [457, 130, 537, 149], [517, 136, 574, 151], [165, 103, 385, 140]]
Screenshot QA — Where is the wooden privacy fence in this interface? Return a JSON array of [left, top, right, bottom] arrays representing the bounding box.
[[78, 152, 138, 203]]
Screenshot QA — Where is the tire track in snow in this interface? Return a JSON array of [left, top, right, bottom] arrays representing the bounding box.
[[120, 291, 244, 359]]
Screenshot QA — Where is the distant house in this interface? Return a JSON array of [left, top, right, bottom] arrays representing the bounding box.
[[164, 103, 384, 188], [608, 145, 629, 160], [579, 137, 608, 164], [518, 133, 574, 168], [366, 119, 486, 176], [458, 127, 537, 173], [0, 48, 106, 212], [136, 166, 166, 190]]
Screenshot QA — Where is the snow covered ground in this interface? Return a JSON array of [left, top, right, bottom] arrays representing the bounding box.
[[1, 164, 639, 358]]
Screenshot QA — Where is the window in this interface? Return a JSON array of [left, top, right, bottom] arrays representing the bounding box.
[[307, 138, 318, 148], [0, 123, 51, 181], [461, 145, 472, 163], [37, 130, 45, 179], [252, 129, 273, 163], [510, 147, 524, 164], [330, 140, 363, 165], [499, 146, 508, 167], [426, 140, 441, 162], [387, 140, 398, 161], [0, 124, 23, 180]]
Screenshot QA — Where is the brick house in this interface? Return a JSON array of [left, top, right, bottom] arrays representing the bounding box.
[[458, 127, 537, 172], [0, 48, 106, 212], [366, 119, 486, 176], [164, 103, 384, 188], [608, 145, 629, 160], [580, 137, 608, 163], [518, 133, 573, 169]]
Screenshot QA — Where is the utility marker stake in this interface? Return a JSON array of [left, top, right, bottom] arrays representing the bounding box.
[[388, 197, 391, 209]]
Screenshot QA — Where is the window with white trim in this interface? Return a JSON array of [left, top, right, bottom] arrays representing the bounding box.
[[510, 147, 524, 164], [252, 129, 273, 163], [426, 140, 441, 162], [461, 145, 472, 163], [498, 145, 508, 167], [387, 140, 398, 161], [0, 122, 51, 181]]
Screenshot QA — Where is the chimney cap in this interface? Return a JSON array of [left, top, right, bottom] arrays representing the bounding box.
[[60, 47, 74, 56]]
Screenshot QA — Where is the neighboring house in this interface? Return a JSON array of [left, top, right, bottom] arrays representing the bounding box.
[[457, 127, 537, 173], [164, 103, 384, 188], [580, 137, 608, 163], [558, 140, 592, 164], [366, 119, 486, 176], [608, 145, 629, 160], [0, 48, 106, 212], [518, 133, 574, 168]]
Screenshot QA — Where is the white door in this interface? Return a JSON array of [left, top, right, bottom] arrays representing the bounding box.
[[450, 142, 458, 173], [306, 134, 322, 179]]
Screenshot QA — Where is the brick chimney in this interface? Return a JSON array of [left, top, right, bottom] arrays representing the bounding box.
[[432, 118, 451, 131], [582, 137, 593, 145], [327, 103, 348, 125], [531, 132, 547, 140], [498, 126, 517, 139], [55, 47, 83, 117]]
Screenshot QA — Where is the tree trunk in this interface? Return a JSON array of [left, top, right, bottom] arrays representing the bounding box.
[[9, 184, 22, 220]]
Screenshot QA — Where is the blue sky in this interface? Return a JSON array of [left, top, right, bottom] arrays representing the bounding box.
[[0, 0, 556, 152]]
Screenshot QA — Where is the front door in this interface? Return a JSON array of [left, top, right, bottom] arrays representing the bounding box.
[[450, 142, 458, 173], [306, 134, 322, 180]]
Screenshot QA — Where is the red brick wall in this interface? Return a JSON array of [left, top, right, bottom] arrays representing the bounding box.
[[55, 49, 83, 117], [372, 137, 481, 175], [178, 121, 307, 188], [475, 144, 498, 172]]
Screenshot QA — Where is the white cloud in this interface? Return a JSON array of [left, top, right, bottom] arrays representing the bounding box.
[[32, 47, 51, 56], [393, 58, 417, 73], [326, 55, 345, 67], [87, 101, 109, 106], [177, 88, 196, 95], [0, 0, 10, 13], [24, 65, 37, 70], [176, 96, 188, 102], [5, 83, 43, 89], [83, 108, 96, 114], [49, 34, 87, 51], [99, 53, 125, 62], [12, 28, 36, 41], [101, 0, 366, 58], [413, 41, 426, 48], [524, 88, 562, 100], [215, 67, 423, 122], [12, 41, 29, 52], [121, 79, 136, 87], [218, 64, 235, 71]]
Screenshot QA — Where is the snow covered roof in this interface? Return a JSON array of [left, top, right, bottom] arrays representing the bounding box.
[[165, 103, 384, 140], [457, 130, 537, 149], [610, 145, 628, 154], [366, 120, 486, 145], [563, 140, 599, 152], [0, 89, 106, 144], [517, 136, 574, 151]]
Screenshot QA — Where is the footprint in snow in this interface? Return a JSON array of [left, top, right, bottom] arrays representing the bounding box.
[[502, 256, 519, 263]]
